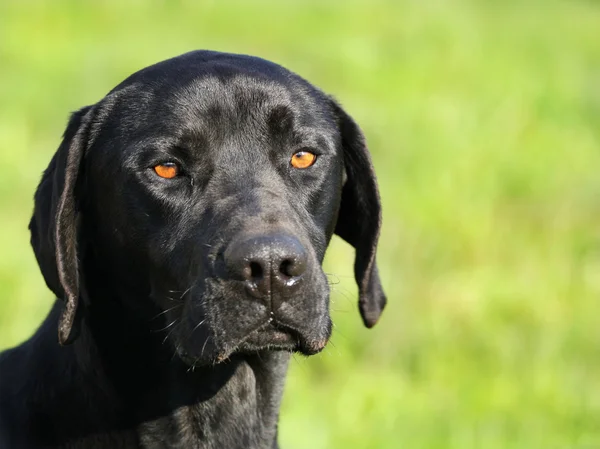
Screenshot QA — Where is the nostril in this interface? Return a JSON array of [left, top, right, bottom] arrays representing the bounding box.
[[279, 258, 305, 278], [279, 259, 293, 278], [249, 261, 263, 280]]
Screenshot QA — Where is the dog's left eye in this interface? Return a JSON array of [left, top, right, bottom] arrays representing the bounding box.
[[290, 151, 317, 169], [154, 162, 180, 179]]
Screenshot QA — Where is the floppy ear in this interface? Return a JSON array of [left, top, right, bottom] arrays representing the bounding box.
[[330, 98, 386, 328], [29, 105, 93, 345]]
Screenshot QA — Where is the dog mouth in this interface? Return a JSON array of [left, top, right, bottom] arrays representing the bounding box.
[[219, 318, 328, 361], [177, 316, 329, 366], [239, 321, 297, 351]]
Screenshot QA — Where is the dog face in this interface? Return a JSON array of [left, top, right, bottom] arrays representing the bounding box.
[[29, 51, 386, 365]]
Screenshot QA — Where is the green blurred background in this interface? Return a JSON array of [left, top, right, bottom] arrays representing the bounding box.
[[1, 0, 599, 447]]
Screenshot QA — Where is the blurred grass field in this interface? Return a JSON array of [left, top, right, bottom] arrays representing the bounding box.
[[1, 0, 600, 447]]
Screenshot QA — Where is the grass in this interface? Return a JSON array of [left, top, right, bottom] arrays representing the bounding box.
[[1, 1, 600, 447]]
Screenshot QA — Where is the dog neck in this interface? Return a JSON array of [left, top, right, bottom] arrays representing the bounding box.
[[38, 300, 290, 448], [134, 353, 289, 449]]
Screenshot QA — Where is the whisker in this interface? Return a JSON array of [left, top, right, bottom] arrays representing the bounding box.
[[188, 319, 207, 339], [330, 307, 352, 313], [177, 284, 195, 300], [324, 272, 353, 279], [291, 353, 308, 373], [330, 323, 350, 342], [162, 322, 181, 345], [326, 339, 342, 357], [200, 337, 210, 360], [153, 319, 179, 333], [330, 287, 354, 305], [151, 304, 183, 321]]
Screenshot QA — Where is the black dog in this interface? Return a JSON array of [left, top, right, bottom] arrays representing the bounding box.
[[0, 51, 386, 449]]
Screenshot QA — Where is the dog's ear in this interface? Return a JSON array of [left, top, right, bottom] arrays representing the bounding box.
[[330, 98, 386, 328], [30, 105, 94, 345]]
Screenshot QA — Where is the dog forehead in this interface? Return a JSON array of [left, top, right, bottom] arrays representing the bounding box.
[[115, 52, 329, 125], [170, 74, 302, 123]]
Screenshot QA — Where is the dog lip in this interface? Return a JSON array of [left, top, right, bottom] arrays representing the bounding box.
[[270, 319, 329, 355], [213, 319, 300, 362], [242, 319, 298, 347]]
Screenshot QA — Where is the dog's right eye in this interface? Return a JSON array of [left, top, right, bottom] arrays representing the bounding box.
[[153, 162, 180, 179]]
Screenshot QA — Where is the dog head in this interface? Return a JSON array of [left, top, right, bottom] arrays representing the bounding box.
[[29, 51, 386, 365]]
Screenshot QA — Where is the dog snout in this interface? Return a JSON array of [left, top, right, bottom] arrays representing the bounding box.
[[224, 234, 308, 304]]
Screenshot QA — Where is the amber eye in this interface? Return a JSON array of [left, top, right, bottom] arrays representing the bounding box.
[[290, 151, 317, 169], [153, 162, 179, 179]]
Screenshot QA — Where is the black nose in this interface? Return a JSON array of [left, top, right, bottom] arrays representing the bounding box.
[[224, 234, 308, 305]]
